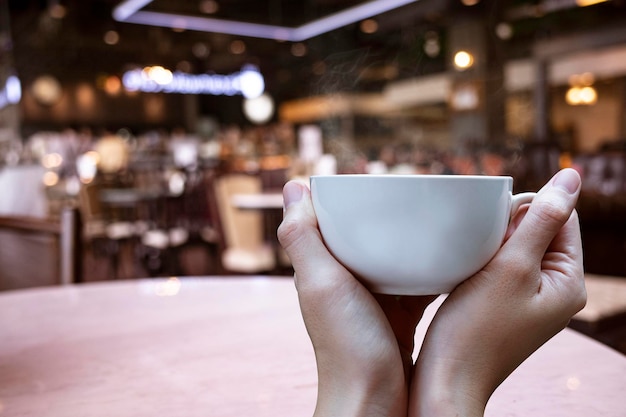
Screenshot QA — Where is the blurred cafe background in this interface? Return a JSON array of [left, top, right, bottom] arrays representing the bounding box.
[[1, 0, 626, 350]]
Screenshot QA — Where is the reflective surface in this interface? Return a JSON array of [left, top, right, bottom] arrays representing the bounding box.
[[0, 277, 624, 417]]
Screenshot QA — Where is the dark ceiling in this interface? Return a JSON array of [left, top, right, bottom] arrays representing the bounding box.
[[145, 0, 370, 27], [4, 0, 626, 106]]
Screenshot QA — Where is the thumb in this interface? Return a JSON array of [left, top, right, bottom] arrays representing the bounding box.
[[277, 181, 348, 288], [504, 168, 581, 261]]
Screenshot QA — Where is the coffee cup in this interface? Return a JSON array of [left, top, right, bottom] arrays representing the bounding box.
[[310, 175, 535, 295]]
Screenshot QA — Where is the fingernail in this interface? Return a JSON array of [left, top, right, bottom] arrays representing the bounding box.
[[553, 169, 580, 194], [283, 181, 304, 209]]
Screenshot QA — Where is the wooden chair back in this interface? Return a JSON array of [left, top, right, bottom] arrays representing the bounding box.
[[214, 174, 265, 251], [0, 207, 82, 291]]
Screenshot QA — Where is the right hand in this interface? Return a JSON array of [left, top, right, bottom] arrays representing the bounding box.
[[410, 168, 586, 416]]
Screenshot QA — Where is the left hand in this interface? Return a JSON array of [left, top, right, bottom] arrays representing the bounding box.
[[278, 180, 436, 417]]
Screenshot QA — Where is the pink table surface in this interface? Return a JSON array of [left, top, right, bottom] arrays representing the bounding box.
[[0, 277, 624, 417]]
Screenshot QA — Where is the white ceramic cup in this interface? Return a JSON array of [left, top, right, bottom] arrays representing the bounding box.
[[310, 175, 535, 295]]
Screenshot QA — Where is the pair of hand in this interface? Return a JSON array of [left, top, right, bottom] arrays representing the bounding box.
[[277, 168, 586, 417]]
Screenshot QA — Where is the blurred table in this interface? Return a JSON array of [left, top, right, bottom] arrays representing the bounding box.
[[230, 191, 283, 210], [0, 277, 625, 417], [231, 192, 286, 269], [98, 187, 162, 206]]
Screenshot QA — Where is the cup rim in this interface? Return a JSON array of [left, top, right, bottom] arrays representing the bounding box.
[[311, 174, 513, 180]]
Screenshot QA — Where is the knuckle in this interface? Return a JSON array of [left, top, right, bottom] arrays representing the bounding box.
[[496, 250, 535, 278], [530, 198, 571, 228], [277, 216, 304, 251]]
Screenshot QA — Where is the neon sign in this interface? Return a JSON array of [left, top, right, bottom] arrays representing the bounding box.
[[122, 65, 264, 98]]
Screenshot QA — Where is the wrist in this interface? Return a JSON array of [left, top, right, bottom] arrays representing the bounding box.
[[314, 388, 407, 417], [314, 361, 408, 417], [411, 355, 490, 417], [411, 384, 486, 417]]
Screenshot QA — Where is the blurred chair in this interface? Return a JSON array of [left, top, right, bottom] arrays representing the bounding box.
[[214, 174, 276, 274], [258, 166, 291, 269], [137, 172, 222, 276], [0, 207, 82, 290], [136, 170, 191, 277], [78, 181, 136, 279]]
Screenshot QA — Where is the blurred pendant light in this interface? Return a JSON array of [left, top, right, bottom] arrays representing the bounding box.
[[360, 19, 378, 34], [32, 75, 62, 105], [566, 72, 598, 106], [453, 50, 474, 70], [48, 0, 67, 19], [576, 0, 608, 6], [199, 0, 219, 14], [103, 30, 120, 45], [243, 93, 275, 125]]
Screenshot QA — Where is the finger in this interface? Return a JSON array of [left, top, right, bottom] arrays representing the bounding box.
[[545, 210, 583, 266], [277, 181, 352, 291], [503, 168, 581, 262], [542, 210, 585, 295], [503, 204, 530, 242]]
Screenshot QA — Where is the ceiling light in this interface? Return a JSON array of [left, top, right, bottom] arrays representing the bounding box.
[[32, 75, 62, 106], [453, 51, 474, 70], [199, 0, 219, 14], [495, 22, 513, 40], [243, 93, 275, 125], [104, 76, 122, 96], [566, 86, 598, 105], [176, 61, 192, 72], [579, 86, 597, 104], [103, 30, 120, 45], [238, 66, 265, 99], [76, 83, 96, 108], [450, 83, 480, 110], [568, 72, 595, 87], [229, 40, 246, 54], [423, 31, 440, 57], [42, 152, 63, 169], [192, 42, 210, 58], [113, 0, 419, 41], [43, 171, 59, 187], [0, 76, 21, 109], [171, 18, 187, 32], [291, 43, 307, 57], [576, 0, 608, 6], [566, 72, 598, 105], [579, 72, 595, 86], [360, 19, 378, 34], [147, 66, 173, 85], [113, 0, 154, 21], [48, 4, 67, 19]]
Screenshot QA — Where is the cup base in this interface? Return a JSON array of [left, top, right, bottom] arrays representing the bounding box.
[[366, 282, 457, 296]]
